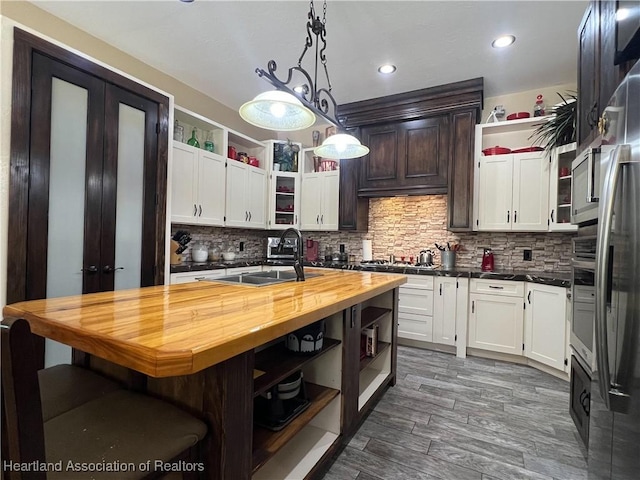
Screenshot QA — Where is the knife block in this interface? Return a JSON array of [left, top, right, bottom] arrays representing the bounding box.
[[170, 240, 182, 265]]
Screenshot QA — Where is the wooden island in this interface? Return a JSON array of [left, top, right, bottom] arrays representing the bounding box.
[[3, 268, 406, 479]]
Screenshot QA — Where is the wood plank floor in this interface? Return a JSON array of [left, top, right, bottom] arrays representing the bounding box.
[[323, 346, 587, 480]]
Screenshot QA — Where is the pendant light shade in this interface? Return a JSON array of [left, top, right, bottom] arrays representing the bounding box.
[[313, 133, 369, 159], [239, 90, 316, 131]]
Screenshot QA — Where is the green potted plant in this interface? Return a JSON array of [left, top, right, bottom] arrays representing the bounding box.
[[529, 92, 577, 151]]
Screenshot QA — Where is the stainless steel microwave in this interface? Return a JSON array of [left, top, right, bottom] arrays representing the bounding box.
[[571, 141, 614, 225]]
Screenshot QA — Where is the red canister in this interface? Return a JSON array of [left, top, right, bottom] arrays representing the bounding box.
[[227, 146, 237, 160]]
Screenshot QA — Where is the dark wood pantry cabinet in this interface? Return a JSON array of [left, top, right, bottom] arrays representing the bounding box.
[[338, 77, 483, 231], [7, 29, 169, 365], [577, 0, 638, 150]]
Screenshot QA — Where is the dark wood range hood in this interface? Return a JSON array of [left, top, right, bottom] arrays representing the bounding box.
[[337, 78, 484, 231]]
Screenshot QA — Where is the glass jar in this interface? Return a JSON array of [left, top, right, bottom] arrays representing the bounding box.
[[173, 120, 184, 142], [204, 131, 214, 152], [187, 128, 200, 148]]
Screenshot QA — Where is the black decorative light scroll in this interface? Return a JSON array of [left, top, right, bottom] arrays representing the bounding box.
[[254, 0, 343, 128]]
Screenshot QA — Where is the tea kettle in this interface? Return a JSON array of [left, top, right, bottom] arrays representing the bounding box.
[[418, 249, 434, 266]]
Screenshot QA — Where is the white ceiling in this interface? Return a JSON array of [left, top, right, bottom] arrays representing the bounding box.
[[30, 0, 588, 111]]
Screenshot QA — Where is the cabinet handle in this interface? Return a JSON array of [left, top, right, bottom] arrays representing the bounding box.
[[514, 211, 517, 223], [103, 265, 124, 273], [439, 284, 442, 295], [81, 265, 98, 273], [248, 212, 252, 221], [488, 285, 504, 290], [472, 301, 475, 314], [321, 214, 323, 224], [193, 204, 197, 216], [527, 291, 531, 304], [245, 211, 248, 221], [316, 214, 319, 224], [507, 210, 510, 223], [198, 205, 202, 217], [194, 277, 205, 281], [550, 209, 555, 222]]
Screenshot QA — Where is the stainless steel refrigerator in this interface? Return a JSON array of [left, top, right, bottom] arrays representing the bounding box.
[[589, 60, 640, 479]]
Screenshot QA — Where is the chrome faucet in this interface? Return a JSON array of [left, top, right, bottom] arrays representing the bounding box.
[[277, 228, 305, 281]]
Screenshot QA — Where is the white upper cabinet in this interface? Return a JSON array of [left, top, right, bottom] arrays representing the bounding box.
[[477, 151, 549, 231], [548, 142, 578, 232], [300, 171, 339, 231], [225, 160, 266, 229], [171, 142, 226, 226], [474, 117, 552, 232], [171, 106, 267, 229]]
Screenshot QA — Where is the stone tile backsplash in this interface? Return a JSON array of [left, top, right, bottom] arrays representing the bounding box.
[[365, 196, 573, 272], [172, 195, 573, 272]]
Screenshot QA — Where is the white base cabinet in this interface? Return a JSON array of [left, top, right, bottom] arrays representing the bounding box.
[[468, 279, 525, 355], [524, 283, 569, 371], [433, 277, 469, 358], [433, 277, 457, 346], [398, 275, 434, 342]]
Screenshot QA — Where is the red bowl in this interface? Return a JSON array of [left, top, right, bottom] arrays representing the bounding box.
[[511, 146, 544, 153], [482, 146, 512, 155], [506, 112, 531, 121]]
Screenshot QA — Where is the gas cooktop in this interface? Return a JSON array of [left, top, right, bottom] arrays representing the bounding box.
[[360, 260, 435, 269]]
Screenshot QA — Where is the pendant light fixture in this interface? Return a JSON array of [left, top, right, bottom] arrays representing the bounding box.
[[239, 0, 369, 159]]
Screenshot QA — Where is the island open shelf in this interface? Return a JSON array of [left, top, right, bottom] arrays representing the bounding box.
[[252, 382, 339, 474], [361, 306, 391, 330], [360, 340, 391, 372], [254, 337, 341, 397]]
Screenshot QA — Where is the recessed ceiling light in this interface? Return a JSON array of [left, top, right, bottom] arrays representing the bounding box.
[[491, 35, 516, 48], [179, 0, 195, 3], [377, 64, 397, 74]]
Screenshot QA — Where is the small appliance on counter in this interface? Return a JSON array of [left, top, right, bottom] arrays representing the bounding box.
[[191, 243, 208, 263], [481, 248, 495, 272], [267, 237, 297, 259], [305, 239, 319, 261], [417, 249, 434, 266]]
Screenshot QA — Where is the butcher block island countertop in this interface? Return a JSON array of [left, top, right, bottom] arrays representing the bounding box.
[[3, 268, 406, 377], [4, 268, 405, 480]]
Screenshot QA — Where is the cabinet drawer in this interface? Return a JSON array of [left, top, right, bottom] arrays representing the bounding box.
[[403, 275, 434, 290], [170, 270, 226, 284], [399, 289, 433, 316], [470, 278, 524, 297], [398, 312, 433, 342]]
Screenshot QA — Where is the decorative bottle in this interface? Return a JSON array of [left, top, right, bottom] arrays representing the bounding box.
[[533, 94, 545, 117], [187, 128, 200, 148]]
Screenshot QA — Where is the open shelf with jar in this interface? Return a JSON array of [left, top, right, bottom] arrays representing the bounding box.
[[174, 106, 225, 156], [252, 312, 343, 480], [358, 294, 394, 412], [549, 142, 578, 231]]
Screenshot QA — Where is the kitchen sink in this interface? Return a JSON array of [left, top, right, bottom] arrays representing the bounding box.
[[199, 271, 322, 287], [249, 270, 323, 280]]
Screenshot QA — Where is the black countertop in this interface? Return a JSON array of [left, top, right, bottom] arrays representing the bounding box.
[[170, 259, 571, 288]]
